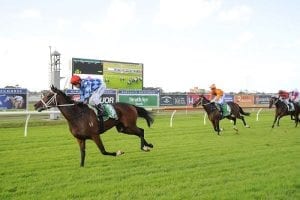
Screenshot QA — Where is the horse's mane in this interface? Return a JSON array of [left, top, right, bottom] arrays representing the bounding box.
[[50, 85, 75, 104]]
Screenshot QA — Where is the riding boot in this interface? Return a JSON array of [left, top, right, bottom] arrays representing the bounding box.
[[96, 103, 104, 133], [288, 103, 293, 111]]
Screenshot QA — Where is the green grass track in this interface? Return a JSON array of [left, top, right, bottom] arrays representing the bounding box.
[[0, 109, 299, 199]]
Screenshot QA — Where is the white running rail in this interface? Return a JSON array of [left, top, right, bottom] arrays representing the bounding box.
[[0, 111, 61, 137]]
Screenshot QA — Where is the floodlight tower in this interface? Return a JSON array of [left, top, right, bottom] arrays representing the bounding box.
[[49, 46, 61, 119]]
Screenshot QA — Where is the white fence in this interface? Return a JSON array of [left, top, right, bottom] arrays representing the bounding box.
[[0, 111, 61, 137]]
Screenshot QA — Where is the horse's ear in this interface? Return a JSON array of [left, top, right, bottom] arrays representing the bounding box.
[[50, 85, 57, 91]]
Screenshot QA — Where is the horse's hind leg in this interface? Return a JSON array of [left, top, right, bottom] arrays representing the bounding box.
[[139, 128, 153, 148], [294, 114, 299, 127], [239, 116, 250, 128], [77, 139, 86, 167], [227, 116, 239, 132], [121, 126, 153, 151]]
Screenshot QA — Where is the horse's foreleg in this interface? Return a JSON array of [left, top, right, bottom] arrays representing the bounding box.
[[213, 120, 221, 135], [233, 118, 239, 133], [211, 121, 218, 133], [77, 139, 86, 167], [272, 116, 278, 128], [277, 116, 282, 127], [92, 135, 120, 156]]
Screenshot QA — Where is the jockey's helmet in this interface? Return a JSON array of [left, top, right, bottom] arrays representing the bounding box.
[[70, 75, 81, 85], [209, 84, 216, 89]]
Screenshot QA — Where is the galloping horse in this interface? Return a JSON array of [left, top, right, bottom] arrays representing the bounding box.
[[269, 96, 299, 128], [34, 85, 154, 167], [193, 95, 250, 135]]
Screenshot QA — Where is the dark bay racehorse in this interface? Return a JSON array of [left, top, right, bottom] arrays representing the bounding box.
[[193, 95, 250, 135], [269, 96, 299, 128], [34, 85, 154, 167]]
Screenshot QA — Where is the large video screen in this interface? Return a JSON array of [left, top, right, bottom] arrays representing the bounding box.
[[102, 60, 143, 90], [72, 58, 103, 77], [71, 58, 143, 90]]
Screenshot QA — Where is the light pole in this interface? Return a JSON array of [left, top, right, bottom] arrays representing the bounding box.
[[49, 46, 61, 119]]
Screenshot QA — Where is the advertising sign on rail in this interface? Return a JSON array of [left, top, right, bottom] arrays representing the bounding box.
[[234, 95, 255, 106], [186, 93, 200, 106], [224, 94, 234, 102], [0, 88, 27, 110], [118, 90, 159, 107], [186, 93, 212, 106], [65, 89, 117, 104], [255, 95, 272, 105], [160, 94, 187, 106]]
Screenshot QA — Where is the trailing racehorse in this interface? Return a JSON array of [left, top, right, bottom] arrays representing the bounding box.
[[193, 95, 250, 135], [269, 96, 299, 128], [34, 85, 154, 167]]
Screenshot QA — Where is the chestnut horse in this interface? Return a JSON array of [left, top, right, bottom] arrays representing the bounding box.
[[193, 95, 250, 135], [34, 85, 154, 167]]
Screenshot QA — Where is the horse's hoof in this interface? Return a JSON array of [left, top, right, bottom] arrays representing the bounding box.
[[245, 125, 250, 128], [142, 146, 151, 151], [116, 150, 124, 156], [147, 143, 154, 148]]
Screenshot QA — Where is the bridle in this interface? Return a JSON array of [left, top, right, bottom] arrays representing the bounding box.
[[270, 97, 279, 105], [39, 92, 75, 109], [195, 96, 211, 107]]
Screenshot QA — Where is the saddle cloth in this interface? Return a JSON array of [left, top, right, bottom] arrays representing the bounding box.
[[89, 104, 118, 121], [286, 103, 295, 112], [220, 103, 231, 117]]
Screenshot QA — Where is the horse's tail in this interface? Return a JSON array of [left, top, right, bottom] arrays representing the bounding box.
[[134, 105, 154, 127], [239, 106, 250, 116]]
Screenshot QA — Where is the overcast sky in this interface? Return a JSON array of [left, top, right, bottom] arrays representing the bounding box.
[[0, 0, 299, 93]]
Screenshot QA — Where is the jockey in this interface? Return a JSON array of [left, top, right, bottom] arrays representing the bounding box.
[[209, 84, 226, 115], [70, 75, 106, 125], [290, 89, 300, 103], [278, 90, 292, 110]]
